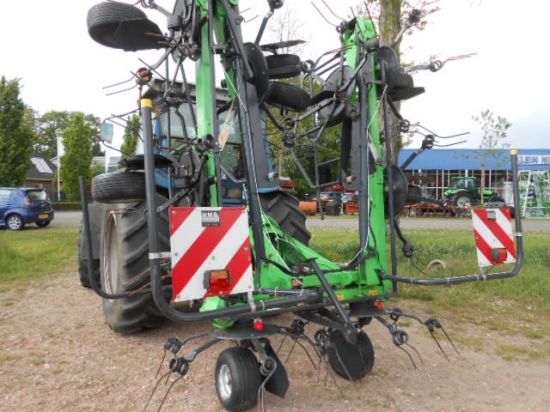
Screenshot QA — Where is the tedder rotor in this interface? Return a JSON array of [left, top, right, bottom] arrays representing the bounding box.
[[80, 1, 524, 410]]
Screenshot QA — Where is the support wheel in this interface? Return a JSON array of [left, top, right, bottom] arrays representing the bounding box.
[[266, 54, 302, 79], [265, 82, 310, 112], [87, 2, 162, 50], [215, 347, 261, 412], [87, 2, 147, 48], [260, 191, 311, 245], [327, 329, 375, 380]]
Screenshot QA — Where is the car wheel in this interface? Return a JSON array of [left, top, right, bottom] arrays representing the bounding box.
[[7, 214, 24, 231], [36, 220, 51, 227]]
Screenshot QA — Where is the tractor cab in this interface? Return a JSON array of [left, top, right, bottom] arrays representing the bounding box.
[[447, 176, 479, 191]]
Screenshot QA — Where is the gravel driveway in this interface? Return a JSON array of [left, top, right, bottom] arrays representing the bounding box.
[[1, 267, 549, 412]]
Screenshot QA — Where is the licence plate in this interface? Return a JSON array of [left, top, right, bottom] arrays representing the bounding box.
[[39, 214, 49, 219]]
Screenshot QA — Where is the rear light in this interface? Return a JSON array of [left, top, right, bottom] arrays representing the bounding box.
[[204, 270, 231, 295], [25, 196, 30, 209], [279, 179, 295, 189], [491, 248, 508, 264], [253, 318, 265, 331]]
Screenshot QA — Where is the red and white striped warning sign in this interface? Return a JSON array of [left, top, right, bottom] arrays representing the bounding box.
[[472, 208, 516, 267], [170, 207, 253, 302]]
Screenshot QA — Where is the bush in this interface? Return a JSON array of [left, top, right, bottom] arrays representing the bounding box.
[[52, 201, 83, 211]]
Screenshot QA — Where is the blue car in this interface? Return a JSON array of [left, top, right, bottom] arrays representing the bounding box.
[[0, 188, 55, 230]]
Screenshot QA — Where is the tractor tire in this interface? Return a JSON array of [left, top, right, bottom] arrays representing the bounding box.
[[92, 172, 146, 203], [87, 2, 147, 49], [486, 195, 505, 206], [100, 193, 170, 334], [260, 191, 311, 245], [79, 257, 100, 289], [265, 82, 310, 112], [78, 202, 103, 289], [452, 192, 473, 208]]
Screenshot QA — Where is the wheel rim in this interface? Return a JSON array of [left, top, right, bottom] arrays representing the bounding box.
[[7, 216, 21, 230], [217, 364, 233, 401], [103, 217, 120, 297], [456, 196, 471, 208]]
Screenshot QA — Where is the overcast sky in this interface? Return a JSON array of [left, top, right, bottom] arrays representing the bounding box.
[[1, 0, 548, 152]]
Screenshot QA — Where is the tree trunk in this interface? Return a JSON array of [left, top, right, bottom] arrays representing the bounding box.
[[378, 0, 403, 165]]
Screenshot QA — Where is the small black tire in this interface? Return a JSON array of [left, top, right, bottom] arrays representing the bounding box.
[[259, 191, 311, 245], [266, 54, 302, 79], [92, 172, 146, 203], [215, 347, 261, 412], [6, 214, 24, 231], [265, 82, 310, 112], [87, 2, 147, 49], [36, 220, 51, 227], [327, 329, 375, 380]]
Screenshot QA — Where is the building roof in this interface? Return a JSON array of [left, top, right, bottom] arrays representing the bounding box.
[[27, 152, 56, 180], [399, 148, 550, 171]]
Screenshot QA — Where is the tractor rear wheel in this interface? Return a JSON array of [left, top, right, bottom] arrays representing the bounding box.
[[78, 202, 103, 289], [100, 193, 170, 334], [259, 191, 311, 245], [452, 192, 473, 208]]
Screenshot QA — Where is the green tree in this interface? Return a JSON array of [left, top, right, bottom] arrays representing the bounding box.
[[60, 113, 96, 200], [0, 77, 34, 186], [471, 109, 512, 202], [120, 115, 141, 159], [35, 111, 103, 159]]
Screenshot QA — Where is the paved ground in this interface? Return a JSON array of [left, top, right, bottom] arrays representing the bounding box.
[[55, 210, 549, 231]]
